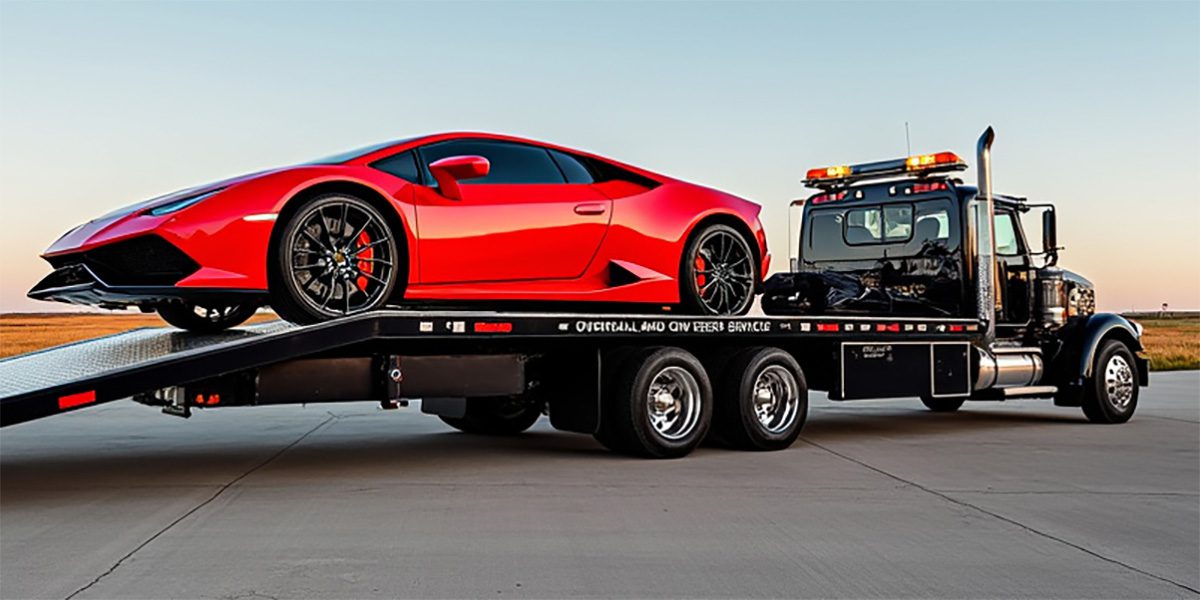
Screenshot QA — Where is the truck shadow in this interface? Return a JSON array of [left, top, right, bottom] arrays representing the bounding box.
[[0, 402, 1087, 507]]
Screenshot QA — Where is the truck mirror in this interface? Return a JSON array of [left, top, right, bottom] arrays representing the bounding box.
[[1042, 210, 1059, 265]]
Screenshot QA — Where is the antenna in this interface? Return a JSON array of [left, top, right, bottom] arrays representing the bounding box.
[[904, 121, 912, 155]]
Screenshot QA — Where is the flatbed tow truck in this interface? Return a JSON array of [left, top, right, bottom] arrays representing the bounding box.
[[0, 128, 1148, 458]]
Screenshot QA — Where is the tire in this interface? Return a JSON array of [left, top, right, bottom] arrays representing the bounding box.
[[438, 397, 543, 435], [595, 346, 712, 459], [712, 347, 807, 451], [271, 194, 400, 325], [157, 301, 258, 333], [680, 224, 757, 316], [920, 396, 966, 412], [1081, 340, 1139, 424]]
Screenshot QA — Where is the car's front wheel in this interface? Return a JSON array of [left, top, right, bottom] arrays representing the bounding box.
[[271, 194, 400, 325], [157, 301, 258, 333], [680, 224, 757, 316]]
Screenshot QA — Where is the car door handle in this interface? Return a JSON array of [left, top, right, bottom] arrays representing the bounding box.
[[574, 203, 607, 216]]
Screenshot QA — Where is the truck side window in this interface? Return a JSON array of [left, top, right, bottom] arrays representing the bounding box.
[[994, 212, 1022, 256]]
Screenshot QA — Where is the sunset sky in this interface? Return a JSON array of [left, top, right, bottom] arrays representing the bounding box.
[[1, 1, 1197, 312]]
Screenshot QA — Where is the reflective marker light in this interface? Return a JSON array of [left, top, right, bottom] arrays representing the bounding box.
[[905, 152, 964, 172]]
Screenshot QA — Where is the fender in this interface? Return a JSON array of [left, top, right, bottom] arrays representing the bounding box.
[[1053, 313, 1148, 390]]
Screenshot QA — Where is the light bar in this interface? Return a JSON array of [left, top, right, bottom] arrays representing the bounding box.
[[905, 152, 965, 172], [803, 150, 968, 189]]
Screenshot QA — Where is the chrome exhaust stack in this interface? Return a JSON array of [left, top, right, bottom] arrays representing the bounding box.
[[975, 127, 997, 345]]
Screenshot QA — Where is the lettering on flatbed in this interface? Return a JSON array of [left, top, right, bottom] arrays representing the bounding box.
[[572, 319, 773, 335]]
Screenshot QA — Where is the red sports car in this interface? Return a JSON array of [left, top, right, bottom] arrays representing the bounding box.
[[30, 133, 769, 331]]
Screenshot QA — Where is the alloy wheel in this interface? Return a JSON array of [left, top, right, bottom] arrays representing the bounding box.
[[693, 230, 754, 315], [286, 200, 395, 317]]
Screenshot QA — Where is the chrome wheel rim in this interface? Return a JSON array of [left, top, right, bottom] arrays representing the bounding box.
[[752, 365, 800, 434], [287, 200, 395, 317], [646, 366, 701, 441], [693, 231, 753, 315], [1104, 354, 1135, 410]]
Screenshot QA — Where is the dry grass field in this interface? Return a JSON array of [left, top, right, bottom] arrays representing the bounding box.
[[0, 312, 276, 359], [1, 312, 1197, 370], [1133, 316, 1200, 371]]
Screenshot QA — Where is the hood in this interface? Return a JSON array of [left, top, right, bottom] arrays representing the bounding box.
[[93, 168, 283, 221]]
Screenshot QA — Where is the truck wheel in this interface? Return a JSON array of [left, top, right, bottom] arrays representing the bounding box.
[[596, 347, 712, 458], [1081, 340, 1138, 424], [439, 397, 543, 435], [712, 347, 807, 451], [920, 396, 966, 412]]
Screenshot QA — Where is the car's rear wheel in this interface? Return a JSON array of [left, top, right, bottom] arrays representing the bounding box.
[[272, 194, 400, 325], [157, 301, 258, 333], [680, 224, 756, 316]]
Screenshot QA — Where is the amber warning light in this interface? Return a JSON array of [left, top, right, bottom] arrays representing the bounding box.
[[804, 151, 968, 189]]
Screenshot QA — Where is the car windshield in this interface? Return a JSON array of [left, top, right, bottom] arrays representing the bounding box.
[[306, 137, 417, 164]]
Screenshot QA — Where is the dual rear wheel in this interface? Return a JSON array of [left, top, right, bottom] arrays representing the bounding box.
[[595, 346, 807, 458]]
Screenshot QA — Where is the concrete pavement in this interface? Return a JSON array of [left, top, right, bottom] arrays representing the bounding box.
[[2, 372, 1197, 599]]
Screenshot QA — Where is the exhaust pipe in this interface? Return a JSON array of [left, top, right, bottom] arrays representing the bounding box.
[[975, 127, 997, 345]]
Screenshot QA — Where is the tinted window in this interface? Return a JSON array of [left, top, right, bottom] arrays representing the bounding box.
[[418, 140, 566, 185], [844, 205, 912, 245], [549, 149, 594, 184], [995, 211, 1022, 256], [804, 198, 958, 262], [371, 150, 420, 183]]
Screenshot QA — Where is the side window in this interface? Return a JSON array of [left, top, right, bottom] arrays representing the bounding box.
[[548, 149, 595, 184], [418, 140, 566, 185], [994, 211, 1022, 256], [370, 150, 420, 183]]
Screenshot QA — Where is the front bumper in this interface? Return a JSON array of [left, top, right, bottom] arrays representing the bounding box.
[[30, 235, 266, 309], [28, 263, 265, 309]]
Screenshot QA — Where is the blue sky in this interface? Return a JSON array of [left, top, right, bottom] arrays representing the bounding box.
[[1, 0, 1197, 311]]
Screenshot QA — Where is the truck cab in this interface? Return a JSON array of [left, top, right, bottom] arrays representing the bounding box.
[[763, 128, 1148, 423]]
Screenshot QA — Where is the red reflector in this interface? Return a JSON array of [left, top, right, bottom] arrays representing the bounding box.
[[58, 391, 96, 410], [949, 325, 965, 332], [876, 323, 901, 332], [816, 323, 839, 332], [473, 322, 513, 333], [811, 191, 848, 205], [912, 182, 949, 193]]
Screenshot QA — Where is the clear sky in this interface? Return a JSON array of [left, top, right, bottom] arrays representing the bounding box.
[[1, 0, 1197, 312]]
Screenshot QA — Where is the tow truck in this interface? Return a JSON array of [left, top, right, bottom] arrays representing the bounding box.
[[0, 128, 1147, 458]]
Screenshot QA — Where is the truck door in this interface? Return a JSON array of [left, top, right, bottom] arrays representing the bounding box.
[[993, 208, 1031, 326]]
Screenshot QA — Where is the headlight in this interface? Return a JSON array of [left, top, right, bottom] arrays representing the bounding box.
[[146, 189, 223, 216]]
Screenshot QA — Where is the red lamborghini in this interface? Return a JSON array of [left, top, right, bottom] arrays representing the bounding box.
[[30, 133, 769, 331]]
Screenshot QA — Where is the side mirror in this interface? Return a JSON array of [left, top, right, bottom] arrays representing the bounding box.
[[428, 155, 490, 200], [1042, 209, 1059, 266]]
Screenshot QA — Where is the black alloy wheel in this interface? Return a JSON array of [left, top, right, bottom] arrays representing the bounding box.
[[157, 301, 258, 333], [273, 194, 399, 324], [682, 224, 756, 316]]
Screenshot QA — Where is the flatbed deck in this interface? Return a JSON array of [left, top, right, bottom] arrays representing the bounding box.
[[0, 310, 981, 427]]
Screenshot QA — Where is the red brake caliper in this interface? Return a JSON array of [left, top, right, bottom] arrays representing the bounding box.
[[694, 255, 707, 288], [355, 231, 373, 292]]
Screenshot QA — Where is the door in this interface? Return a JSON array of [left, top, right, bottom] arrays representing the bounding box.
[[411, 140, 611, 284], [994, 208, 1032, 325]]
